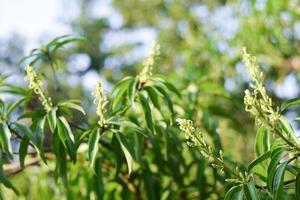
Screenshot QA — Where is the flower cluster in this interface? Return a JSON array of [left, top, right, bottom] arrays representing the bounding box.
[[226, 170, 252, 184], [138, 42, 160, 83], [176, 118, 224, 171], [25, 65, 53, 112], [243, 48, 280, 128], [92, 81, 108, 128]]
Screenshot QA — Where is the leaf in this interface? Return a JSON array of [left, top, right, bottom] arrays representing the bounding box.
[[115, 132, 134, 175], [57, 141, 68, 187], [144, 86, 161, 110], [272, 161, 288, 200], [6, 98, 25, 119], [296, 172, 300, 200], [0, 84, 29, 96], [224, 185, 243, 200], [58, 102, 85, 115], [88, 128, 100, 170], [267, 148, 286, 191], [111, 76, 133, 95], [281, 98, 300, 111], [128, 78, 138, 104], [154, 86, 174, 121], [248, 151, 271, 172], [150, 76, 181, 97], [15, 119, 47, 163], [243, 181, 259, 200], [0, 122, 13, 159], [0, 153, 19, 194], [93, 158, 104, 199], [139, 93, 154, 133], [19, 136, 29, 168], [47, 108, 57, 133], [255, 126, 270, 157], [57, 117, 76, 162], [112, 84, 128, 111], [278, 116, 299, 145]]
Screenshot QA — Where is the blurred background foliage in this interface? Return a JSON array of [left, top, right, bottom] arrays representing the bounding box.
[[1, 0, 300, 199]]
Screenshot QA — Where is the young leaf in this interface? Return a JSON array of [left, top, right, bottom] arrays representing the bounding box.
[[115, 132, 134, 175], [0, 122, 13, 159], [47, 108, 57, 133], [224, 185, 243, 200], [243, 181, 259, 200], [281, 98, 300, 111], [272, 161, 288, 200], [139, 93, 154, 133], [88, 128, 100, 170]]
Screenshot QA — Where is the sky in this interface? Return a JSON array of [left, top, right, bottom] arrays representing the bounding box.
[[0, 0, 299, 99]]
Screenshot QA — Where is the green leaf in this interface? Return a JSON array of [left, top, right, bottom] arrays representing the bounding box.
[[272, 161, 288, 200], [0, 122, 13, 159], [144, 86, 161, 110], [278, 116, 299, 145], [139, 93, 154, 133], [57, 117, 76, 162], [112, 84, 128, 111], [281, 98, 300, 111], [255, 126, 270, 157], [0, 84, 29, 96], [150, 76, 181, 97], [224, 185, 243, 200], [111, 76, 133, 94], [88, 128, 100, 170], [93, 158, 104, 199], [58, 101, 85, 115], [115, 132, 134, 175], [296, 172, 300, 200], [19, 136, 29, 168], [128, 78, 138, 104], [267, 148, 286, 191], [0, 153, 19, 194], [154, 86, 174, 121], [6, 98, 25, 119], [47, 108, 57, 133], [248, 151, 271, 172], [57, 141, 68, 187], [15, 119, 47, 163], [243, 181, 259, 200]]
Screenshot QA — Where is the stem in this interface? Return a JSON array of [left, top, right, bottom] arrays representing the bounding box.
[[255, 179, 295, 190]]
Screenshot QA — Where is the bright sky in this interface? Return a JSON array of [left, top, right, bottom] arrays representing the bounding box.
[[0, 0, 71, 40]]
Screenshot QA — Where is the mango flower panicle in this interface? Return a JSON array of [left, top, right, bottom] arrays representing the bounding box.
[[92, 81, 108, 128], [24, 65, 53, 112], [138, 42, 160, 83]]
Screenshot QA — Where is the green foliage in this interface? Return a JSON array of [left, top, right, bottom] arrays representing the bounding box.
[[1, 2, 300, 196]]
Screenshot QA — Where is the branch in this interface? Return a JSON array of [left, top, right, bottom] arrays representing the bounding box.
[[255, 179, 295, 190]]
